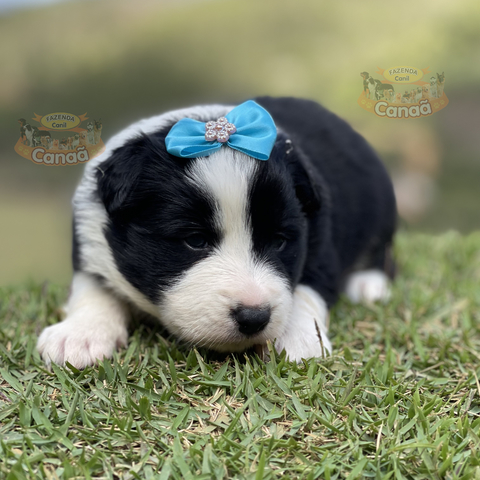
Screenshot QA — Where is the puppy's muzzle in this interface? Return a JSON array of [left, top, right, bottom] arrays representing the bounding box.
[[231, 305, 271, 336]]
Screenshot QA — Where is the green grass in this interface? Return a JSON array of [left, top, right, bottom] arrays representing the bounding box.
[[1, 232, 480, 479]]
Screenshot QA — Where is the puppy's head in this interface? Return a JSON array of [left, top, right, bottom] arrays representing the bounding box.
[[95, 122, 321, 352]]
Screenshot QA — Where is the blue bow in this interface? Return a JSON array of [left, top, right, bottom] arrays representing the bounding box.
[[165, 100, 277, 161]]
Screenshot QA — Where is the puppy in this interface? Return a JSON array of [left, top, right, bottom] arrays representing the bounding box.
[[415, 87, 423, 103], [429, 76, 437, 98], [35, 130, 52, 149], [32, 129, 42, 147], [373, 79, 394, 101], [72, 133, 80, 149], [19, 120, 34, 146], [395, 92, 402, 103], [360, 71, 370, 98], [367, 77, 376, 100], [79, 131, 88, 146], [436, 72, 445, 97], [67, 136, 74, 150], [422, 84, 430, 99], [52, 139, 59, 150], [94, 119, 102, 144], [37, 97, 396, 368], [87, 122, 95, 144], [384, 89, 395, 103]]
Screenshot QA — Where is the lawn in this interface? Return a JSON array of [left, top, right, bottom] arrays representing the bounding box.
[[1, 232, 480, 479]]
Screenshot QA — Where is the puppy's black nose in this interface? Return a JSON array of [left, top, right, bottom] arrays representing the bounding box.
[[232, 306, 270, 336]]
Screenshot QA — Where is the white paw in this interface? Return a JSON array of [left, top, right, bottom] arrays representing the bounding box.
[[275, 321, 332, 363], [344, 269, 391, 304], [275, 285, 332, 362], [37, 315, 128, 369]]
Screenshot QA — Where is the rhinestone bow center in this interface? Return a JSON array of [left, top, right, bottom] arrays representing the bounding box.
[[205, 117, 237, 143]]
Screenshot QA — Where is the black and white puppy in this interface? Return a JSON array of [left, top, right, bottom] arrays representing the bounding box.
[[37, 97, 396, 368]]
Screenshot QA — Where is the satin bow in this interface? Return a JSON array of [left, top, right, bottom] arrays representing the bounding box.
[[165, 100, 277, 161]]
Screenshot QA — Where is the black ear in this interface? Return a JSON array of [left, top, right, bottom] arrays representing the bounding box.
[[275, 132, 322, 216], [96, 135, 149, 216]]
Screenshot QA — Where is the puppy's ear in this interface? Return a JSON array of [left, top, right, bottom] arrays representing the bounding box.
[[96, 135, 149, 216], [275, 132, 322, 216]]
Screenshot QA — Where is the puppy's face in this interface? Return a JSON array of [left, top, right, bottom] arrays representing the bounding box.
[[96, 128, 319, 351]]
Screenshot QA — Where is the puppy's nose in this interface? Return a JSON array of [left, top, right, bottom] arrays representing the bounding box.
[[232, 306, 270, 336]]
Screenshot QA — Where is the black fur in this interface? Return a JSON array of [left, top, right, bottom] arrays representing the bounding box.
[[72, 215, 81, 272], [96, 133, 220, 303], [93, 97, 396, 310], [254, 97, 397, 304]]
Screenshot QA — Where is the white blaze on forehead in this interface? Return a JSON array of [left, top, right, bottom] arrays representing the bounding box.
[[186, 148, 271, 308], [159, 148, 293, 350], [187, 148, 258, 256]]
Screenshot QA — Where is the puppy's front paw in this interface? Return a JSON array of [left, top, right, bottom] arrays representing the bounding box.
[[275, 320, 332, 363], [274, 284, 332, 363], [37, 316, 128, 369], [345, 270, 391, 304]]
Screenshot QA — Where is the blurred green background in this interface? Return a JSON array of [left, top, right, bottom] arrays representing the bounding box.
[[0, 0, 479, 286]]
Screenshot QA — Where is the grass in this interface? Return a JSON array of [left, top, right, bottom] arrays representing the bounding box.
[[1, 231, 480, 479]]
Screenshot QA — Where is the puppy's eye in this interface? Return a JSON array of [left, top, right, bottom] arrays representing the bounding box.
[[184, 233, 210, 250], [272, 235, 287, 252]]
